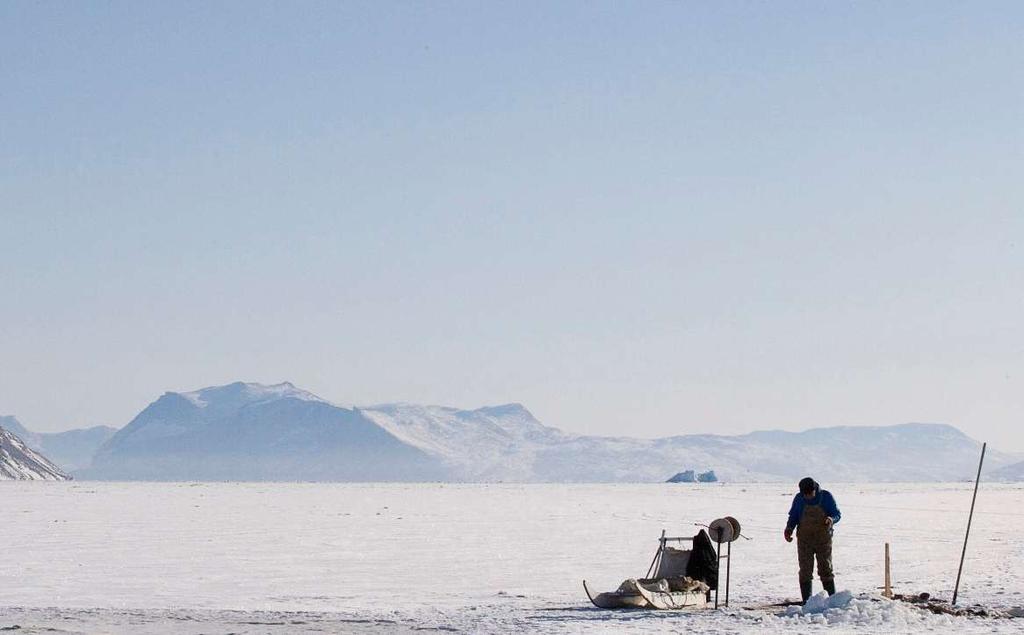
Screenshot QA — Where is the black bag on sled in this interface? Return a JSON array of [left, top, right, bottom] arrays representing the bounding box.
[[685, 529, 719, 590]]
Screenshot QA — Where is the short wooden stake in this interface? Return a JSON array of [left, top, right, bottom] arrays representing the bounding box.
[[883, 542, 892, 599]]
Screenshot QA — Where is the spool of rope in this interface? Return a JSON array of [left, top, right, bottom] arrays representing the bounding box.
[[725, 516, 741, 538], [708, 517, 740, 543]]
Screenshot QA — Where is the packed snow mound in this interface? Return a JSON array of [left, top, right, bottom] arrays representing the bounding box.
[[786, 590, 855, 615], [782, 592, 958, 629], [0, 426, 71, 480]]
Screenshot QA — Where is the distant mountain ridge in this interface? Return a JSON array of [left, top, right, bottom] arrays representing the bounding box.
[[0, 425, 70, 480], [70, 381, 1019, 483], [81, 383, 447, 481], [0, 415, 116, 472], [360, 402, 569, 481], [991, 460, 1024, 482]]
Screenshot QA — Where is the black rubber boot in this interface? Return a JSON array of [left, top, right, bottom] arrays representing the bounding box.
[[800, 580, 813, 604], [823, 578, 836, 596]]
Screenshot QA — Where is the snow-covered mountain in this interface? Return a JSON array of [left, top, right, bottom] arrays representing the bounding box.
[[0, 425, 71, 480], [365, 404, 1009, 482], [81, 382, 447, 481], [650, 423, 1002, 483], [360, 402, 569, 481], [0, 416, 116, 472], [71, 381, 1018, 483]]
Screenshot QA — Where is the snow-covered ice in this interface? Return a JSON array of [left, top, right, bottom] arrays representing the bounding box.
[[1, 482, 1022, 633]]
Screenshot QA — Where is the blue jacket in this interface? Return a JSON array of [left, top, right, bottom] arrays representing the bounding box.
[[786, 489, 841, 532]]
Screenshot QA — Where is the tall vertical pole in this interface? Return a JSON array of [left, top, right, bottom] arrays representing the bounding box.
[[714, 527, 722, 609], [953, 442, 986, 606], [725, 540, 732, 607], [883, 542, 892, 599]]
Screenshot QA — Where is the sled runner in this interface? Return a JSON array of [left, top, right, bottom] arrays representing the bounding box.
[[584, 577, 709, 610]]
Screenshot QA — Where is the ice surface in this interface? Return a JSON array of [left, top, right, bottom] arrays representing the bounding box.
[[0, 482, 1021, 633]]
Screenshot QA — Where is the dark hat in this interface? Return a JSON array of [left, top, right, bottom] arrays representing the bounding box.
[[798, 477, 818, 495]]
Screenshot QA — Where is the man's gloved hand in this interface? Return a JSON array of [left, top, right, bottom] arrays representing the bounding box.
[[824, 517, 834, 529], [784, 528, 793, 543]]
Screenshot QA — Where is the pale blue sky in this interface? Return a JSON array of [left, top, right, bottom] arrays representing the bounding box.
[[2, 2, 1022, 450]]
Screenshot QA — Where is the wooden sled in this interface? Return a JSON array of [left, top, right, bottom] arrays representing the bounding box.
[[584, 578, 709, 610], [583, 527, 728, 611]]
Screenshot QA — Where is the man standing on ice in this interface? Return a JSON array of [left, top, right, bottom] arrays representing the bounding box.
[[784, 477, 841, 603]]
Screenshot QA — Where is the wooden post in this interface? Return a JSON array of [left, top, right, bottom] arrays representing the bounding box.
[[883, 542, 892, 599], [953, 442, 986, 606]]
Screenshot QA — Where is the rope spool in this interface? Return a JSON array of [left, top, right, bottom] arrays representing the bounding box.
[[725, 516, 741, 538], [708, 517, 740, 543]]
